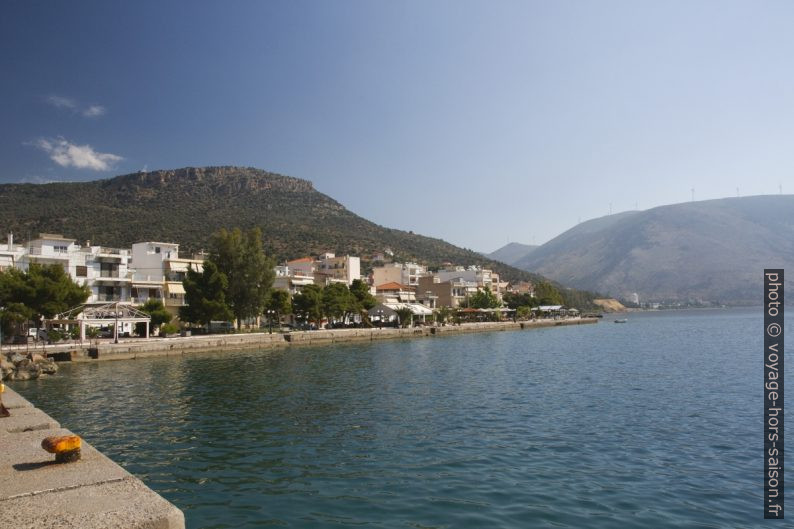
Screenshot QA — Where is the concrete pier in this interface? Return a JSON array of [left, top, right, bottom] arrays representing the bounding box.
[[0, 387, 185, 529]]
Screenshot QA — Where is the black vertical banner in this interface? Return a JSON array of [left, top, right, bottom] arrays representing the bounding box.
[[765, 269, 784, 519]]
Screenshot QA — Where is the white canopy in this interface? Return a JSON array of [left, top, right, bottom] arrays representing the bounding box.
[[51, 302, 152, 341]]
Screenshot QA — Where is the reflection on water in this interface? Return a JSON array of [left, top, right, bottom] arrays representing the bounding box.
[[14, 309, 777, 528]]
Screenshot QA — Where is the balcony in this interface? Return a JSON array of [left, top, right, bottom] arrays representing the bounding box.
[[94, 294, 131, 303]]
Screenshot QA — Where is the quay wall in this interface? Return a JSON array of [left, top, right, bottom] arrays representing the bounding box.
[[0, 386, 185, 528], [5, 318, 597, 362]]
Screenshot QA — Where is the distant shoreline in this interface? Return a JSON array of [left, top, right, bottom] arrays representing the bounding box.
[[4, 318, 598, 363]]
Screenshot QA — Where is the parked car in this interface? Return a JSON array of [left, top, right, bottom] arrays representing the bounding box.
[[27, 328, 48, 342]]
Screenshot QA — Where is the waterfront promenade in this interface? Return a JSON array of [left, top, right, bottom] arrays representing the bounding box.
[[3, 318, 597, 362]]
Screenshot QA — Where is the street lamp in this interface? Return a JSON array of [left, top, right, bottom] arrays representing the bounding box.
[[376, 309, 384, 328], [266, 309, 275, 334], [0, 305, 5, 354]]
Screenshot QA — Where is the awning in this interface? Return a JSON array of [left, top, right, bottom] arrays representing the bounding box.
[[383, 302, 433, 316], [168, 261, 189, 273], [166, 282, 186, 295], [132, 280, 163, 287]]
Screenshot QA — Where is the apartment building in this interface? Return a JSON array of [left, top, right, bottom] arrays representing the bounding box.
[[130, 242, 203, 313], [372, 262, 427, 288]]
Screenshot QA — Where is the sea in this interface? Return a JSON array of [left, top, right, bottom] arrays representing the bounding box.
[[12, 308, 783, 528]]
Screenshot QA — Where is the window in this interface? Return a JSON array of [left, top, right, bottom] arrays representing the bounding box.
[[76, 266, 87, 277], [155, 247, 161, 254]]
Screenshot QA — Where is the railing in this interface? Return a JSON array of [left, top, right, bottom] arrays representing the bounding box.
[[130, 296, 163, 304], [95, 294, 131, 302], [100, 270, 120, 278]]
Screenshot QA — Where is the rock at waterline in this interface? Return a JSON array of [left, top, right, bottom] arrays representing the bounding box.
[[1, 352, 58, 381]]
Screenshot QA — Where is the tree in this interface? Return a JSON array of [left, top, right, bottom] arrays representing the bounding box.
[[516, 306, 532, 320], [468, 287, 501, 309], [180, 261, 233, 326], [292, 284, 323, 324], [209, 227, 275, 328], [534, 281, 564, 305], [394, 307, 413, 328], [139, 299, 172, 328], [434, 306, 453, 324], [0, 264, 89, 335], [503, 292, 536, 309], [349, 279, 376, 311], [266, 289, 292, 324], [0, 269, 33, 338], [28, 264, 90, 321], [322, 283, 356, 323]]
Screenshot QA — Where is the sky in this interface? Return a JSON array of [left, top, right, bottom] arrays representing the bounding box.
[[2, 0, 793, 251]]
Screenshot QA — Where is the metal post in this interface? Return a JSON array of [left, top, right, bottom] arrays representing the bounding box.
[[114, 302, 119, 344]]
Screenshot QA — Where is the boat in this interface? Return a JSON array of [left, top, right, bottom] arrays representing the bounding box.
[[614, 319, 627, 323]]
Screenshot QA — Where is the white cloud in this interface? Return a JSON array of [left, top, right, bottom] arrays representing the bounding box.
[[82, 105, 106, 118], [35, 137, 123, 171], [45, 95, 107, 118], [19, 175, 60, 184], [46, 95, 77, 110]]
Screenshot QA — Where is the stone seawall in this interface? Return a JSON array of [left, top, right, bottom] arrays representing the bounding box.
[[0, 386, 185, 528], [4, 318, 597, 363]]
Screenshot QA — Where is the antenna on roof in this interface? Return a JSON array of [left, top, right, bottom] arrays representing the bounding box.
[[736, 187, 740, 197]]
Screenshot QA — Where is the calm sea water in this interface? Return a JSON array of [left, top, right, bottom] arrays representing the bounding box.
[[12, 308, 783, 528]]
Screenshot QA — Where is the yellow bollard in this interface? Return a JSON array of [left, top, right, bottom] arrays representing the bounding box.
[[41, 435, 82, 463], [0, 383, 9, 418]]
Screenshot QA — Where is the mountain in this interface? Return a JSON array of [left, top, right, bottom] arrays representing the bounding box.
[[485, 242, 537, 266], [514, 195, 794, 305], [0, 166, 561, 289]]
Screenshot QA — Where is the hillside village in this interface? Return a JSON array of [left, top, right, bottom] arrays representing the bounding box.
[[0, 232, 570, 338]]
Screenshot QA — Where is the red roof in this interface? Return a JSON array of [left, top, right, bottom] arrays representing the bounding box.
[[376, 281, 410, 291], [287, 257, 314, 264]]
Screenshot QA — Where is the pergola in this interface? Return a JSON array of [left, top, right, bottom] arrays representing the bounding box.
[[50, 302, 152, 341]]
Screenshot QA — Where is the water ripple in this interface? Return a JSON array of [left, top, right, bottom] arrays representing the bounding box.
[[12, 308, 780, 528]]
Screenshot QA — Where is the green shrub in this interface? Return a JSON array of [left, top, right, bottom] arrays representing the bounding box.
[[160, 323, 179, 335]]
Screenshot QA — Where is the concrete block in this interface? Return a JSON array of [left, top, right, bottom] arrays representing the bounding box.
[[0, 406, 59, 435], [0, 427, 130, 500], [0, 476, 184, 529], [1, 387, 34, 409]]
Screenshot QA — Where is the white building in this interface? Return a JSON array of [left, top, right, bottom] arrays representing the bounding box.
[[315, 253, 360, 285], [16, 234, 134, 305], [435, 265, 502, 299], [0, 233, 25, 272], [372, 262, 427, 288], [273, 264, 315, 295], [130, 242, 203, 313]]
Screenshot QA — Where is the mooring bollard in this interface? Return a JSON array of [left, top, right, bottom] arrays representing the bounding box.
[[41, 435, 82, 463], [0, 382, 9, 418]]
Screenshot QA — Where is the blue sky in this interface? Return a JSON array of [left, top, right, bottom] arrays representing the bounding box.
[[2, 1, 793, 251]]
